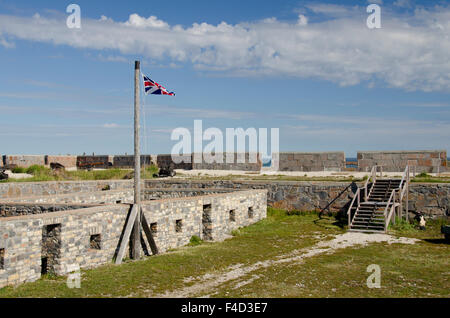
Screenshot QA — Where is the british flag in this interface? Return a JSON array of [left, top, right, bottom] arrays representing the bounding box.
[[142, 74, 175, 96]]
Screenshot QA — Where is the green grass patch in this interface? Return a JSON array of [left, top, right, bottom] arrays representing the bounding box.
[[411, 172, 450, 183], [11, 167, 26, 173], [188, 235, 203, 246], [0, 208, 447, 298], [1, 165, 159, 183]]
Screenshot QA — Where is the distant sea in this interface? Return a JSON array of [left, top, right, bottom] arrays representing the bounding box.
[[346, 157, 357, 168]]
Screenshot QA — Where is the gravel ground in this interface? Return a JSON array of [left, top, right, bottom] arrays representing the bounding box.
[[153, 232, 418, 298]]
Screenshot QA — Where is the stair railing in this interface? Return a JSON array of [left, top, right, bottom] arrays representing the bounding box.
[[383, 189, 396, 232], [363, 165, 383, 201], [398, 165, 410, 221], [347, 188, 360, 227], [319, 182, 355, 219], [384, 165, 410, 232]]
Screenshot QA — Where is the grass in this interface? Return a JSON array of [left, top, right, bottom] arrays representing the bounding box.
[[0, 208, 448, 298], [188, 235, 203, 246], [1, 165, 159, 183], [411, 173, 450, 183], [3, 165, 450, 184]]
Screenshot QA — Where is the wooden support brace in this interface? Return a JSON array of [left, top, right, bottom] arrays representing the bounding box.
[[115, 205, 139, 265], [141, 209, 159, 255]]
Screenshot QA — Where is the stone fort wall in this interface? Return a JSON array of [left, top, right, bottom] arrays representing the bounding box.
[[357, 150, 447, 173], [145, 179, 450, 217], [274, 152, 345, 172], [0, 189, 267, 288], [1, 150, 447, 172], [1, 179, 448, 218]]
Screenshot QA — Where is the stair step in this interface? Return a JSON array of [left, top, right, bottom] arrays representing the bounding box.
[[351, 224, 385, 230], [353, 220, 385, 225], [355, 216, 384, 219], [355, 216, 384, 220], [354, 216, 386, 221], [348, 228, 385, 233], [355, 213, 385, 217], [356, 211, 385, 215]]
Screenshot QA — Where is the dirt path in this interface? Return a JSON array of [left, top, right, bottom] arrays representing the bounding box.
[[152, 232, 418, 298]]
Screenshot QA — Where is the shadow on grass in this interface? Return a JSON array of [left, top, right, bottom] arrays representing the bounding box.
[[423, 238, 449, 245]]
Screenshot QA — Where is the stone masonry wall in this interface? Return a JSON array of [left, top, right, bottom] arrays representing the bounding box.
[[143, 188, 234, 201], [2, 155, 46, 168], [45, 156, 77, 169], [146, 179, 354, 213], [0, 180, 133, 199], [0, 189, 267, 288], [0, 205, 129, 287], [357, 150, 447, 173], [141, 190, 267, 252], [112, 155, 155, 168], [145, 179, 450, 217], [0, 204, 97, 217], [0, 189, 134, 205], [192, 153, 262, 171], [274, 152, 345, 172], [0, 179, 448, 217]]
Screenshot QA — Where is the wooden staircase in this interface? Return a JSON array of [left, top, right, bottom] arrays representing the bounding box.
[[348, 166, 410, 233]]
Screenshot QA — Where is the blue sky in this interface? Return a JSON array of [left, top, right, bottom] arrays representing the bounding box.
[[0, 0, 449, 157]]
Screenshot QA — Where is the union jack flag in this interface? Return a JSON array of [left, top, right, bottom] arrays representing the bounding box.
[[142, 74, 175, 96]]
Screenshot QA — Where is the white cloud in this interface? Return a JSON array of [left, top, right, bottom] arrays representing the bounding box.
[[0, 36, 15, 48], [0, 4, 449, 91], [394, 0, 413, 8], [103, 123, 121, 128], [123, 14, 170, 29], [146, 104, 255, 120], [282, 113, 450, 149], [304, 4, 356, 16], [97, 54, 128, 63], [297, 14, 308, 26]]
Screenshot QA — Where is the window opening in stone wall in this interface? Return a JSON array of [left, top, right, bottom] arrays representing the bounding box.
[[90, 234, 101, 250], [229, 209, 236, 222], [248, 207, 254, 219], [0, 248, 4, 270], [150, 223, 158, 235], [202, 204, 212, 241], [176, 219, 183, 232], [41, 223, 61, 275]]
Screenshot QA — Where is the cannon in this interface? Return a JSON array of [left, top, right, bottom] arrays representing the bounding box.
[[153, 164, 176, 178], [50, 162, 65, 171], [0, 169, 8, 180]]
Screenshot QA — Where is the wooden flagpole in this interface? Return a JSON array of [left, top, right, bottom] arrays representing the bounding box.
[[131, 60, 142, 260], [115, 60, 160, 264]]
